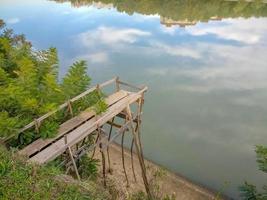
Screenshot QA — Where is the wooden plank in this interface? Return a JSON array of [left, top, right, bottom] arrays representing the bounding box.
[[19, 90, 129, 157], [29, 91, 144, 164]]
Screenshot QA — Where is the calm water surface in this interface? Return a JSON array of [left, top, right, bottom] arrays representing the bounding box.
[[1, 0, 267, 198]]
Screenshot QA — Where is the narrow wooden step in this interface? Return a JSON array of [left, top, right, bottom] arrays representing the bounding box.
[[29, 92, 141, 164], [19, 90, 129, 157]]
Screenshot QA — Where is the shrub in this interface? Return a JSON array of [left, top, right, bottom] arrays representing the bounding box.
[[0, 20, 107, 145]]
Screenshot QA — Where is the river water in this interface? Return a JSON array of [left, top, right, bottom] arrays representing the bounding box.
[[1, 0, 267, 198]]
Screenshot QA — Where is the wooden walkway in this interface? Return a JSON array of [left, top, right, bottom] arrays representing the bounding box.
[[13, 77, 151, 197], [19, 90, 129, 159]]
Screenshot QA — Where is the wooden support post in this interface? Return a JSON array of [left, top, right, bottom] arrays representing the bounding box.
[[67, 100, 74, 117], [91, 131, 99, 159], [107, 117, 115, 173], [136, 98, 145, 172], [96, 83, 101, 97], [107, 120, 123, 129], [98, 127, 107, 187], [115, 76, 120, 92], [96, 84, 100, 91], [64, 134, 80, 181], [130, 137, 137, 182], [126, 105, 151, 198], [68, 146, 81, 181], [121, 118, 129, 187], [34, 119, 40, 134], [130, 97, 145, 180]]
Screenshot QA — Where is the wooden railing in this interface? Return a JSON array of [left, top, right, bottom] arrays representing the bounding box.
[[3, 77, 145, 142]]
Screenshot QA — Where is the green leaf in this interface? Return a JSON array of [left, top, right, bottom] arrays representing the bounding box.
[[61, 60, 91, 99]]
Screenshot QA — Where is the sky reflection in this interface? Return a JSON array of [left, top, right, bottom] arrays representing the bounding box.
[[1, 0, 267, 198]]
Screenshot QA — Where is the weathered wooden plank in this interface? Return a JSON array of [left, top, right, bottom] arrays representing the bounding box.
[[19, 90, 129, 157], [29, 90, 145, 164]]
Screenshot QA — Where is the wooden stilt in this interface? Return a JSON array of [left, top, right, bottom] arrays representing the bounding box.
[[64, 134, 80, 181], [121, 130, 129, 187], [130, 120, 140, 183], [126, 105, 151, 198], [136, 98, 146, 173], [130, 137, 137, 182], [67, 100, 74, 117], [107, 117, 115, 173], [34, 119, 40, 134], [115, 76, 120, 92], [91, 132, 99, 159], [68, 146, 81, 181], [98, 127, 107, 187]]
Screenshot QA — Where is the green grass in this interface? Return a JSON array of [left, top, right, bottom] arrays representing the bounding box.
[[0, 146, 108, 200]]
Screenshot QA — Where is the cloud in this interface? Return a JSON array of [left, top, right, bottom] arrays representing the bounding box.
[[160, 26, 177, 35], [7, 17, 20, 24], [151, 42, 202, 59], [78, 52, 109, 64], [79, 26, 151, 47], [187, 18, 267, 44], [146, 40, 267, 92]]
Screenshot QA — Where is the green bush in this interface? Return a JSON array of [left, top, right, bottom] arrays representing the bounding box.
[[239, 145, 267, 199], [0, 20, 107, 145]]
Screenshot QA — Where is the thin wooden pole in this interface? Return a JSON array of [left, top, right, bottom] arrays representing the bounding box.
[[130, 118, 140, 183], [98, 127, 107, 187], [130, 137, 137, 182], [34, 119, 40, 134], [115, 76, 120, 92], [136, 97, 146, 173], [121, 127, 129, 187], [64, 133, 81, 181], [91, 132, 99, 159], [107, 117, 115, 173], [67, 100, 74, 117], [68, 146, 81, 181], [130, 120, 141, 183], [126, 105, 151, 198]]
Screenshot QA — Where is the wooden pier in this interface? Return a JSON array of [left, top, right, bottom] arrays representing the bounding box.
[[11, 77, 151, 197]]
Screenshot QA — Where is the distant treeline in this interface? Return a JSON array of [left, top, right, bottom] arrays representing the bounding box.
[[54, 0, 267, 21]]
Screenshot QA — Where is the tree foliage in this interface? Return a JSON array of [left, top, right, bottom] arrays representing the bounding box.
[[55, 0, 267, 21], [240, 146, 267, 200], [0, 20, 106, 145], [62, 60, 91, 99]]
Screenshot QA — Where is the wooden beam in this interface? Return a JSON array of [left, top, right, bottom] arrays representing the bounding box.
[[67, 147, 81, 181], [107, 120, 123, 129], [118, 80, 143, 91]]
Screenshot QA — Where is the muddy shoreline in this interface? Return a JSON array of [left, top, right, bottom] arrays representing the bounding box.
[[95, 142, 226, 200]]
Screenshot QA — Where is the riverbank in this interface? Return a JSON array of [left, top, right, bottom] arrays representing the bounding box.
[[94, 143, 220, 200]]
